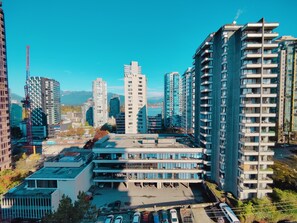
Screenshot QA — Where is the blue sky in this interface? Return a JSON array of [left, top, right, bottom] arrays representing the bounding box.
[[4, 0, 297, 98]]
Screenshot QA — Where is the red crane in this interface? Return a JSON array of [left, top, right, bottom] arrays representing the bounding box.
[[21, 45, 33, 153]]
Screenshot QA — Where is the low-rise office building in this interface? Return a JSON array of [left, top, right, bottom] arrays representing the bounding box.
[[1, 148, 93, 221], [92, 134, 205, 188]]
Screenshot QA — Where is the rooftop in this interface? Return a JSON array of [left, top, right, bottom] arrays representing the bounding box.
[[94, 134, 196, 149], [5, 183, 56, 197], [26, 164, 88, 180]]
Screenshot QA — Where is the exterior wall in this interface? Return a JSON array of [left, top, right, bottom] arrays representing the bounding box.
[[148, 114, 162, 133], [276, 37, 297, 143], [164, 72, 181, 128], [0, 3, 11, 170], [74, 163, 93, 199], [27, 76, 61, 137], [116, 112, 125, 134], [181, 68, 193, 133], [193, 34, 214, 179], [81, 98, 94, 126], [109, 96, 120, 118], [193, 19, 278, 200], [10, 101, 22, 127], [93, 146, 204, 184], [45, 79, 61, 137], [236, 19, 278, 199], [57, 163, 93, 202], [0, 187, 58, 220], [92, 78, 108, 128], [124, 61, 147, 133]]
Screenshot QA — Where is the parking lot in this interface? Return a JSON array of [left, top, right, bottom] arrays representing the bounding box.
[[91, 183, 205, 210]]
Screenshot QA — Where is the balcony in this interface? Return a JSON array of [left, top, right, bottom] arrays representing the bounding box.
[[93, 167, 204, 174], [201, 57, 213, 64], [263, 43, 278, 49], [239, 149, 274, 156], [201, 65, 213, 72], [241, 73, 277, 79], [201, 49, 213, 57], [241, 63, 262, 69], [201, 73, 212, 78], [241, 43, 262, 50]]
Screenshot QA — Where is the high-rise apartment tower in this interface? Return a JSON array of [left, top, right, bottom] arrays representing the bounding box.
[[0, 2, 11, 170], [92, 78, 108, 129], [124, 61, 147, 134], [194, 18, 279, 199], [275, 36, 297, 143], [164, 72, 181, 128]]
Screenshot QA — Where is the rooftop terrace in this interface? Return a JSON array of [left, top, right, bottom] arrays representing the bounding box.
[[94, 134, 196, 149]]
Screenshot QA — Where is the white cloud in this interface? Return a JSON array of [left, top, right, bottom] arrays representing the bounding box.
[[147, 91, 164, 98]]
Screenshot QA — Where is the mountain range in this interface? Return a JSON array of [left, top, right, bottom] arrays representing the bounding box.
[[11, 91, 163, 106]]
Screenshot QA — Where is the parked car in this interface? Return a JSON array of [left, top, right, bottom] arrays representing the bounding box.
[[161, 210, 169, 223], [142, 211, 150, 223], [153, 211, 160, 223], [132, 212, 141, 223], [104, 215, 114, 223], [169, 209, 179, 223], [114, 216, 123, 223]]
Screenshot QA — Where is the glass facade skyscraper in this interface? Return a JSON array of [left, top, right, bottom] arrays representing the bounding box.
[[164, 72, 181, 128]]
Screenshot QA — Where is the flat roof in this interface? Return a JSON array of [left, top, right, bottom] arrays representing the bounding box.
[[26, 165, 87, 180], [94, 134, 197, 149], [4, 183, 56, 197]]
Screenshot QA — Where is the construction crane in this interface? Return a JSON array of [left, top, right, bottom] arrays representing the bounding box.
[[21, 45, 34, 154]]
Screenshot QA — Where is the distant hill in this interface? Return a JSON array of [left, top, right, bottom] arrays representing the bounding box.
[[147, 97, 163, 104], [11, 91, 163, 106], [61, 91, 92, 105], [61, 91, 125, 106], [10, 93, 23, 102]]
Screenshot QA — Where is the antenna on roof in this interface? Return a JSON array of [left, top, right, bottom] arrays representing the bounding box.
[[233, 21, 237, 25]]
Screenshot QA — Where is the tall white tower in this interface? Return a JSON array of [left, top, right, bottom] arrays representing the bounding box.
[[92, 78, 108, 128], [124, 61, 147, 134]]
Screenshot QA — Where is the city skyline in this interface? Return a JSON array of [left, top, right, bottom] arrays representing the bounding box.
[[4, 0, 297, 98]]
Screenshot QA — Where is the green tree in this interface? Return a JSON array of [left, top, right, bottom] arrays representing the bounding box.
[[272, 188, 297, 221], [253, 197, 281, 223], [238, 201, 254, 223], [76, 127, 85, 138], [43, 192, 97, 223]]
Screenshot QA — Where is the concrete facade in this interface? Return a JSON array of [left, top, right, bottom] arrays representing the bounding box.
[[181, 68, 193, 133], [124, 61, 147, 134], [0, 3, 11, 170], [92, 78, 108, 128], [193, 19, 278, 199], [27, 77, 61, 138], [92, 134, 204, 188], [275, 36, 297, 143], [1, 148, 93, 221]]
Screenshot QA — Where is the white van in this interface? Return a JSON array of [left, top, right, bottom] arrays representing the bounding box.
[[114, 216, 123, 223], [169, 209, 179, 223], [104, 215, 114, 223], [132, 212, 141, 223]]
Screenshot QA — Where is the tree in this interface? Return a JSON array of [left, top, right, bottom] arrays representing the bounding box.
[[238, 201, 254, 223], [252, 197, 281, 223], [43, 192, 97, 223], [76, 127, 85, 138], [272, 188, 297, 221]]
